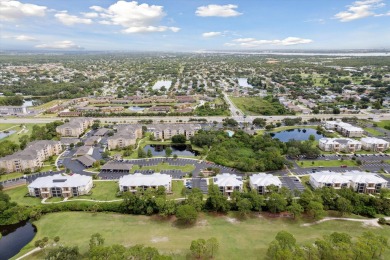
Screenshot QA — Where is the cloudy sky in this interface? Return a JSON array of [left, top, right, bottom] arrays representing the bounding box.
[[1, 0, 389, 51]]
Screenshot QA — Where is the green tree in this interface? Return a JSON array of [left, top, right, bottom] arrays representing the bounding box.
[[190, 239, 207, 259], [266, 193, 287, 213], [287, 201, 304, 219], [307, 201, 325, 220], [176, 204, 198, 225], [165, 147, 172, 158], [237, 198, 252, 216], [45, 246, 80, 260], [171, 134, 186, 144], [138, 148, 146, 158], [336, 197, 353, 216], [205, 184, 230, 213], [89, 233, 105, 249], [206, 237, 219, 258], [187, 188, 204, 212], [147, 149, 153, 158]]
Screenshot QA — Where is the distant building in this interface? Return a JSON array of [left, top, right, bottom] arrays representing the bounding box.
[[0, 140, 62, 173], [119, 173, 172, 193], [28, 174, 93, 198], [360, 137, 389, 152], [324, 120, 364, 137], [249, 173, 282, 195], [213, 173, 243, 197], [0, 106, 28, 115], [56, 118, 93, 137], [147, 124, 201, 140], [310, 171, 387, 193], [74, 146, 93, 157], [107, 124, 142, 150], [319, 138, 362, 153]]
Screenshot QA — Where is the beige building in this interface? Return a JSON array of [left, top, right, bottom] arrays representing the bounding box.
[[148, 124, 201, 140], [0, 140, 62, 173], [361, 137, 389, 152], [324, 120, 364, 137], [319, 138, 362, 153], [56, 118, 94, 137], [107, 124, 143, 150]]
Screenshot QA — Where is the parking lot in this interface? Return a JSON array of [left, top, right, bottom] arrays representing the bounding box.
[[280, 176, 305, 192]]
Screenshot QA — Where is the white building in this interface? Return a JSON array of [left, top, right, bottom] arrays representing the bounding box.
[[310, 171, 387, 193], [0, 106, 28, 115], [324, 120, 364, 137], [319, 138, 362, 153], [28, 174, 93, 198], [360, 137, 389, 152], [119, 173, 172, 193], [249, 173, 282, 195], [213, 173, 243, 196]]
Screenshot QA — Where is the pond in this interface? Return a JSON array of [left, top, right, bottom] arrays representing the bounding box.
[[143, 144, 199, 156], [0, 130, 16, 139], [270, 128, 324, 142], [225, 130, 235, 137], [237, 78, 253, 88], [0, 221, 37, 260], [152, 80, 172, 90], [128, 106, 145, 112]]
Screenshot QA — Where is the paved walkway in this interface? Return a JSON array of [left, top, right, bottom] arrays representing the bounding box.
[[15, 247, 41, 260], [301, 216, 390, 227]]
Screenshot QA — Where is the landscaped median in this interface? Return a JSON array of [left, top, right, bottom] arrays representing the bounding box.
[[296, 160, 359, 168]]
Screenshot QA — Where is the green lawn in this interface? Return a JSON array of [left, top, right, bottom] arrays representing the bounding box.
[[68, 181, 119, 201], [168, 180, 185, 199], [297, 160, 358, 168], [0, 123, 18, 131], [4, 185, 42, 206], [1, 123, 46, 144], [230, 96, 288, 116], [31, 99, 64, 111], [13, 212, 390, 260], [363, 127, 384, 136], [130, 163, 196, 173], [376, 120, 390, 130]]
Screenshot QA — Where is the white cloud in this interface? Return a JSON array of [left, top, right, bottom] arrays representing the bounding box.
[[227, 37, 313, 47], [0, 0, 47, 21], [35, 40, 83, 50], [202, 31, 222, 38], [55, 11, 92, 26], [15, 34, 37, 41], [334, 0, 388, 22], [90, 1, 179, 33], [81, 12, 99, 18], [196, 4, 242, 17]]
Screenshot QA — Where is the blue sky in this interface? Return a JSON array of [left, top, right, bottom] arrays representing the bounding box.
[[1, 0, 389, 51]]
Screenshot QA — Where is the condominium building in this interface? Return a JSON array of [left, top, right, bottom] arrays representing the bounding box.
[[147, 124, 201, 140], [324, 120, 364, 137], [28, 174, 93, 198], [249, 173, 282, 195], [0, 140, 62, 173], [119, 173, 172, 193], [213, 173, 243, 197], [107, 124, 143, 150], [319, 138, 362, 153], [310, 171, 387, 193], [361, 137, 389, 152], [0, 106, 28, 115], [56, 118, 94, 137]]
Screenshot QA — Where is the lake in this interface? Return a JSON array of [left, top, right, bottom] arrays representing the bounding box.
[[0, 130, 16, 139], [237, 78, 253, 88], [152, 80, 172, 90], [270, 128, 324, 142], [0, 221, 37, 260], [143, 144, 199, 156]]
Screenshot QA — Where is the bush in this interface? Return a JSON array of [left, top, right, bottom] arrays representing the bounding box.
[[176, 205, 198, 225], [378, 217, 387, 225]]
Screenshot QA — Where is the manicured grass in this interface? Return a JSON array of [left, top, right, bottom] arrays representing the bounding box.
[[1, 123, 45, 144], [14, 212, 390, 260], [230, 96, 287, 116], [130, 163, 196, 173], [32, 99, 64, 110], [363, 127, 384, 136], [376, 120, 390, 130], [0, 123, 18, 131], [168, 180, 185, 199], [297, 160, 358, 168], [0, 172, 25, 181], [68, 181, 119, 201], [4, 185, 42, 206]]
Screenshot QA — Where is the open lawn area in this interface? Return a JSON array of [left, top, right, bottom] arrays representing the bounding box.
[[0, 123, 46, 144], [168, 180, 185, 199], [230, 96, 287, 116], [130, 163, 195, 173], [297, 160, 358, 168], [376, 120, 390, 130], [31, 99, 64, 111], [0, 123, 19, 131], [14, 212, 390, 260], [363, 127, 384, 136], [4, 185, 42, 206], [69, 181, 119, 201]]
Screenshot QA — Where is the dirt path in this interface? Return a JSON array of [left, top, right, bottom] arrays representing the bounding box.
[[15, 247, 41, 260], [301, 217, 390, 228]]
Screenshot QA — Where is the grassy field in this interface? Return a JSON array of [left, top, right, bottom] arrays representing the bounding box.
[[4, 185, 42, 206], [168, 180, 185, 199], [297, 160, 358, 168], [363, 127, 384, 136], [13, 212, 390, 260], [0, 123, 46, 144], [130, 163, 195, 173], [376, 120, 390, 130], [230, 96, 287, 116], [69, 181, 119, 201], [31, 99, 64, 111], [0, 123, 19, 131]]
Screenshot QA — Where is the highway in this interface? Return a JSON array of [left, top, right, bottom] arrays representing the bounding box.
[[1, 113, 390, 125]]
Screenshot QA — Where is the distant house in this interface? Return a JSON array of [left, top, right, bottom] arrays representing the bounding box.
[[28, 174, 93, 198], [147, 124, 201, 140], [213, 173, 243, 197], [93, 128, 110, 136], [58, 111, 81, 117], [310, 171, 387, 193], [249, 173, 282, 195], [0, 106, 28, 115], [319, 138, 362, 153], [324, 120, 364, 137], [56, 118, 94, 137], [74, 146, 93, 157], [119, 173, 172, 192], [149, 106, 171, 113], [361, 137, 389, 152], [84, 136, 101, 146], [107, 124, 142, 150], [176, 96, 196, 103]]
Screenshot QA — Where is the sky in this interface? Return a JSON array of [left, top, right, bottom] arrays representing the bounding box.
[[0, 0, 390, 51]]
